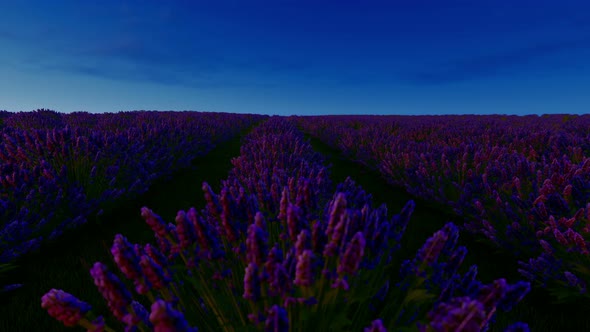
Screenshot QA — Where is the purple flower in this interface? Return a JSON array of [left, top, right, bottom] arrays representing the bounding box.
[[364, 319, 388, 332], [497, 281, 531, 311], [268, 262, 292, 297], [278, 188, 290, 222], [255, 211, 267, 230], [141, 207, 169, 239], [246, 223, 268, 266], [295, 229, 311, 258], [123, 300, 152, 329], [89, 262, 133, 322], [149, 299, 198, 332], [553, 228, 569, 247], [264, 305, 289, 332], [476, 279, 508, 314], [504, 322, 530, 332], [203, 181, 222, 219], [563, 271, 587, 293], [311, 220, 327, 253], [140, 255, 172, 290], [111, 234, 150, 294], [41, 289, 91, 327], [87, 316, 106, 332], [323, 210, 349, 257], [539, 240, 553, 255], [294, 249, 314, 287], [444, 246, 467, 277], [144, 243, 170, 269], [337, 231, 366, 275], [426, 296, 487, 332], [175, 210, 197, 250], [416, 227, 449, 266], [243, 262, 261, 301], [326, 193, 347, 238], [287, 203, 304, 243]]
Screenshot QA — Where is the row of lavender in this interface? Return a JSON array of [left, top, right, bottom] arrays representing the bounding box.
[[42, 117, 529, 331], [294, 114, 590, 301], [0, 109, 265, 263]]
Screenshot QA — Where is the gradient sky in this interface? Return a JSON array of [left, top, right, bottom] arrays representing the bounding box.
[[1, 0, 589, 115]]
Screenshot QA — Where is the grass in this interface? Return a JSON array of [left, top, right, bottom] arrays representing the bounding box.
[[1, 126, 588, 332]]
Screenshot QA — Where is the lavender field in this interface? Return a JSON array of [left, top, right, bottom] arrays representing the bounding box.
[[4, 110, 590, 331]]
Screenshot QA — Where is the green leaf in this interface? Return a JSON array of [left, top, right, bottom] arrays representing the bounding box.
[[405, 288, 435, 304]]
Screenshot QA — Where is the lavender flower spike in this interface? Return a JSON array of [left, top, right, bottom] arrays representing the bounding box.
[[111, 234, 150, 294], [504, 322, 530, 332], [426, 297, 487, 332], [364, 319, 388, 332], [149, 299, 198, 332], [141, 207, 169, 239], [338, 231, 366, 275], [416, 227, 450, 266], [264, 305, 289, 332], [89, 262, 133, 322], [294, 249, 314, 287], [244, 262, 261, 301], [41, 289, 92, 327]]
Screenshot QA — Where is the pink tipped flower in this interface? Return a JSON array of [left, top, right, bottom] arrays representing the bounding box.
[[203, 181, 222, 218], [175, 210, 197, 250], [427, 296, 487, 332], [264, 305, 289, 332], [294, 250, 314, 287], [539, 240, 553, 255], [268, 262, 292, 297], [221, 212, 238, 243], [416, 228, 449, 266], [140, 255, 172, 290], [141, 207, 169, 238], [255, 211, 267, 230], [295, 229, 311, 258], [111, 235, 147, 291], [477, 279, 508, 309], [287, 203, 304, 242], [246, 223, 269, 266], [324, 211, 349, 257], [364, 319, 388, 332], [567, 230, 588, 254], [123, 300, 152, 328], [564, 271, 587, 293], [326, 193, 347, 238], [553, 228, 569, 247], [278, 187, 290, 222], [87, 316, 106, 332], [89, 262, 133, 322], [145, 243, 170, 269], [41, 289, 91, 327], [149, 299, 198, 332], [244, 262, 261, 301], [337, 232, 366, 275]]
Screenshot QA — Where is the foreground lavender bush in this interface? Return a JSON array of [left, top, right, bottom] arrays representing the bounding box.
[[42, 118, 529, 331]]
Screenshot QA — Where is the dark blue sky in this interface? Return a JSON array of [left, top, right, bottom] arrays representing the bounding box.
[[1, 0, 589, 115]]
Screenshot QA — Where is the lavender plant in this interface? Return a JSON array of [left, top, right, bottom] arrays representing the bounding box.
[[42, 118, 529, 331]]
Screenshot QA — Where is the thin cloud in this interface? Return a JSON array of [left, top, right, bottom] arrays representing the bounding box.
[[403, 37, 590, 85]]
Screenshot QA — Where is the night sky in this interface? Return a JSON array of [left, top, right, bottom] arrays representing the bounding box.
[[1, 0, 589, 115]]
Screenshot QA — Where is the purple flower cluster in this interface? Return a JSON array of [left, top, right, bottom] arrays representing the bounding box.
[[1, 110, 265, 264], [42, 117, 529, 332], [296, 114, 590, 301], [41, 289, 92, 327]]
